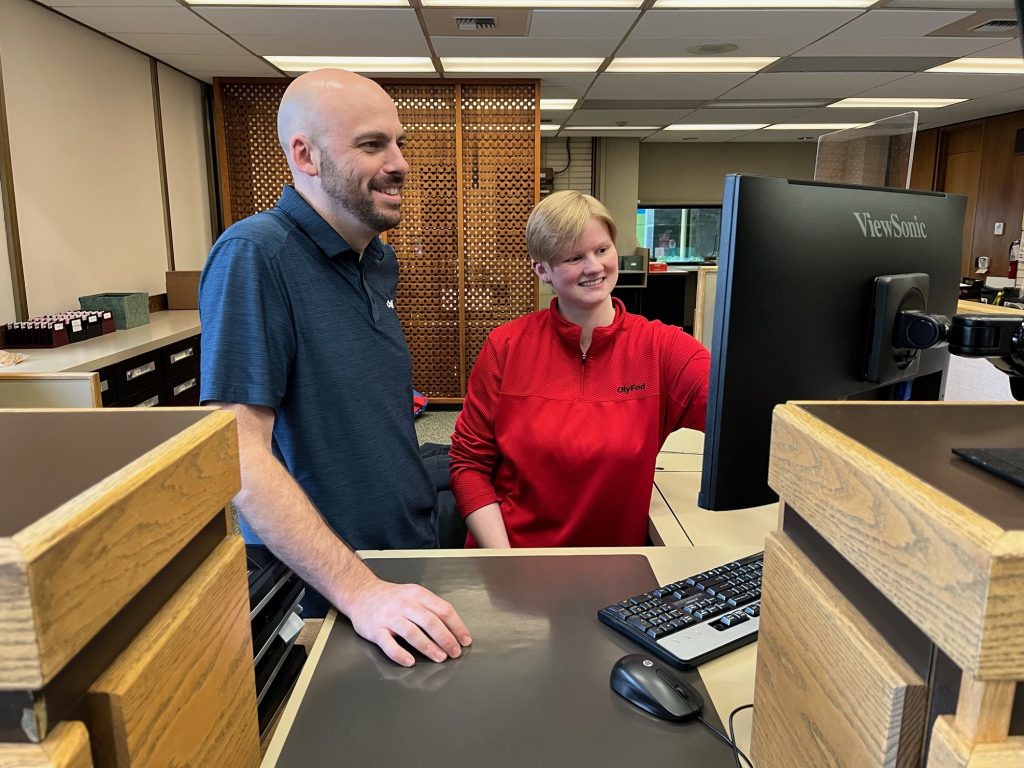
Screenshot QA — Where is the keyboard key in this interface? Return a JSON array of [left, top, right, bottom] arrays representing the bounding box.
[[627, 617, 653, 631], [744, 604, 761, 617]]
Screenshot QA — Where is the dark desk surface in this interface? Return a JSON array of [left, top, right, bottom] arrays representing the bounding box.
[[262, 554, 745, 767]]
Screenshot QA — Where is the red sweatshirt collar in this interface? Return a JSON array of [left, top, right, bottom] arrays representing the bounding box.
[[547, 297, 627, 356]]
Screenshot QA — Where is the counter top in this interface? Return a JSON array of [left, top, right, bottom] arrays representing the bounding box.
[[6, 311, 200, 373]]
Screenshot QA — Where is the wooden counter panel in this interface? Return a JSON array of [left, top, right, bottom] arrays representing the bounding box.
[[767, 403, 1024, 678], [0, 410, 240, 689], [0, 721, 92, 768], [929, 716, 1024, 768], [751, 532, 926, 768], [85, 537, 259, 768]]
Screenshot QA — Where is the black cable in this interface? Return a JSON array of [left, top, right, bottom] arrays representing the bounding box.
[[695, 703, 754, 768], [552, 137, 572, 174], [729, 704, 754, 768]]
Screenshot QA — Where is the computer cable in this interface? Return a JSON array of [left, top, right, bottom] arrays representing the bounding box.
[[695, 703, 754, 768]]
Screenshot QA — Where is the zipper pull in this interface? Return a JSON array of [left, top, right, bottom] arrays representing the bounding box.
[[581, 352, 587, 363]]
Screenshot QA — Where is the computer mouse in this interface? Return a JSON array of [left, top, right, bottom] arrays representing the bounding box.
[[610, 653, 705, 722]]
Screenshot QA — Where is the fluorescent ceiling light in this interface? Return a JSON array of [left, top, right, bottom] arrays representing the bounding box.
[[607, 57, 777, 73], [927, 58, 1024, 75], [766, 123, 861, 130], [424, 0, 641, 6], [540, 99, 577, 110], [665, 123, 767, 130], [189, 0, 406, 4], [540, 124, 562, 131], [563, 126, 658, 130], [655, 0, 874, 6], [442, 58, 602, 73], [266, 56, 435, 73], [828, 97, 967, 108]]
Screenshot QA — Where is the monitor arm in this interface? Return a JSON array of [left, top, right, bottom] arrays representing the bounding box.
[[893, 311, 1024, 401]]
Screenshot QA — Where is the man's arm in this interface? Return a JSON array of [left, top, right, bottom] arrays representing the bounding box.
[[218, 402, 472, 666]]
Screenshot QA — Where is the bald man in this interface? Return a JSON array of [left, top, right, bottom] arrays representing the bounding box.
[[199, 70, 471, 667]]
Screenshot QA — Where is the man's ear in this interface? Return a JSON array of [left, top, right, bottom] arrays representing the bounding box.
[[290, 136, 318, 178], [532, 260, 551, 284]]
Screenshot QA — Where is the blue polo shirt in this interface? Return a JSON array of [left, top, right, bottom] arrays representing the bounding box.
[[199, 186, 437, 551]]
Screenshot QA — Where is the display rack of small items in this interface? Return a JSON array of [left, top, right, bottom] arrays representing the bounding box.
[[4, 310, 116, 348]]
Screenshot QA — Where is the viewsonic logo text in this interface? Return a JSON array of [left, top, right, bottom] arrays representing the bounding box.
[[853, 212, 928, 239]]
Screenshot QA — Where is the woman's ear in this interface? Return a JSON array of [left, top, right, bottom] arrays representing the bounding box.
[[532, 261, 551, 284]]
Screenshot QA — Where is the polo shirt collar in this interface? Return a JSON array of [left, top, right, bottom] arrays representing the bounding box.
[[276, 185, 386, 262]]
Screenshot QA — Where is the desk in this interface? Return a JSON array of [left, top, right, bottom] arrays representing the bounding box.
[[261, 546, 765, 767]]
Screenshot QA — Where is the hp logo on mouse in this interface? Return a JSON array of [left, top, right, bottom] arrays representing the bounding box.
[[642, 659, 654, 667]]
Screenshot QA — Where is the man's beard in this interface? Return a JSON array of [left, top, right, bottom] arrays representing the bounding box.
[[319, 150, 402, 233]]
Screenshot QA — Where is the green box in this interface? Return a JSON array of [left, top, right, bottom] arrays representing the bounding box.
[[79, 292, 150, 330]]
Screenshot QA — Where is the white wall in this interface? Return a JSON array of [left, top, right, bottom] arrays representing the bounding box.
[[945, 355, 1016, 401], [159, 63, 212, 271], [0, 0, 211, 322], [0, 176, 14, 324]]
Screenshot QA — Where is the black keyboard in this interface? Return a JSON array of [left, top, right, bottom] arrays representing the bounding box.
[[598, 551, 763, 669]]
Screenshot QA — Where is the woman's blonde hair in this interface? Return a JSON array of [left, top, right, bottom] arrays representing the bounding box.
[[525, 191, 618, 267]]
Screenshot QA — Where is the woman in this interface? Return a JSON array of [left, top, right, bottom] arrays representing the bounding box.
[[449, 191, 710, 547]]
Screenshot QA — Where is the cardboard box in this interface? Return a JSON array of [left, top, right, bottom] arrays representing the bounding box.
[[166, 271, 201, 310], [79, 292, 149, 329]]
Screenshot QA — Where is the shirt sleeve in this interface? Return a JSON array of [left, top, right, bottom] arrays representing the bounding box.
[[449, 335, 504, 518], [661, 327, 711, 434], [199, 237, 296, 409]]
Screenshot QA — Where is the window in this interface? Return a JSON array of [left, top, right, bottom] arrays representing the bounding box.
[[636, 206, 722, 263]]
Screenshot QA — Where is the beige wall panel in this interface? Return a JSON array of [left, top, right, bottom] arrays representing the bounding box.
[[0, 169, 14, 323], [158, 64, 212, 271], [595, 137, 640, 256], [639, 143, 817, 204], [0, 0, 166, 316]]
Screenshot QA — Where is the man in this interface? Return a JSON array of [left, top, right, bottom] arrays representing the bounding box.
[[199, 69, 471, 667]]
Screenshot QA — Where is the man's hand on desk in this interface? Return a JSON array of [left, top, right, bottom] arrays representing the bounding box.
[[342, 578, 473, 668]]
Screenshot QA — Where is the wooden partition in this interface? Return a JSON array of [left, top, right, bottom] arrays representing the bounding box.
[[752, 401, 1024, 768], [0, 372, 101, 408], [213, 78, 538, 401]]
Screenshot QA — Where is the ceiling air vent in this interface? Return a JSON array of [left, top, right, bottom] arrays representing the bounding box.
[[970, 19, 1018, 33], [456, 16, 497, 31]]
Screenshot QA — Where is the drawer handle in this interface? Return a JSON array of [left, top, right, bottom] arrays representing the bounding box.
[[135, 395, 160, 408], [169, 348, 195, 364], [173, 378, 197, 397], [125, 361, 156, 381]]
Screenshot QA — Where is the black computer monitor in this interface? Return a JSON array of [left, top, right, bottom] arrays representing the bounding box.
[[699, 175, 965, 511]]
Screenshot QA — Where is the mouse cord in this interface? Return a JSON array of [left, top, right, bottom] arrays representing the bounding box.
[[696, 702, 754, 768]]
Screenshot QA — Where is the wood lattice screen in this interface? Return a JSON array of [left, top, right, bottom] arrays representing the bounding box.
[[214, 78, 538, 400]]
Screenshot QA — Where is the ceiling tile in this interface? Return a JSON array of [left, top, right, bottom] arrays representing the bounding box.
[[587, 73, 751, 99], [430, 37, 617, 57], [193, 7, 422, 37], [681, 107, 820, 122], [237, 34, 431, 57], [55, 6, 216, 34], [41, 0, 177, 6], [158, 53, 281, 75], [796, 36, 1009, 57], [769, 56, 951, 72], [527, 10, 639, 38], [860, 71, 1022, 99], [723, 71, 908, 98], [562, 128, 660, 137], [114, 32, 251, 56], [617, 37, 811, 57], [916, 87, 1024, 127], [567, 108, 693, 125], [628, 10, 863, 41], [829, 9, 975, 37], [968, 39, 1024, 57]]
